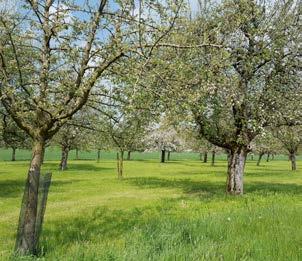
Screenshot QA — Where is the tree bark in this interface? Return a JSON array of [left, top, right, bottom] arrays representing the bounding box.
[[12, 147, 16, 161], [117, 151, 124, 179], [203, 152, 208, 163], [59, 146, 69, 171], [15, 139, 45, 255], [127, 151, 131, 160], [226, 147, 247, 195], [167, 151, 171, 161], [34, 172, 52, 253], [160, 149, 166, 163], [289, 152, 297, 171], [97, 149, 101, 163], [211, 151, 216, 166], [41, 146, 45, 164], [257, 153, 264, 166]]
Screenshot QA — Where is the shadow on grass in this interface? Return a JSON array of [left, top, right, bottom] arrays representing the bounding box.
[[126, 177, 302, 198], [38, 179, 302, 257], [41, 206, 147, 254], [245, 166, 298, 177], [245, 182, 302, 194], [127, 177, 225, 199], [42, 162, 114, 172], [0, 179, 83, 198]]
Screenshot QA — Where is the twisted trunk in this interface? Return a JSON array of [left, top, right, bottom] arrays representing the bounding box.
[[15, 139, 45, 255], [59, 145, 69, 171], [226, 147, 247, 195]]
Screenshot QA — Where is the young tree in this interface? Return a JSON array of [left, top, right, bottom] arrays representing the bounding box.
[[0, 114, 31, 161], [274, 126, 302, 171], [0, 0, 183, 254], [251, 130, 282, 166], [53, 121, 91, 170], [91, 131, 111, 163], [97, 94, 151, 178], [146, 118, 184, 163]]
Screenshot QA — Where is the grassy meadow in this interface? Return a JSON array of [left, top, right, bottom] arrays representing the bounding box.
[[0, 149, 301, 260]]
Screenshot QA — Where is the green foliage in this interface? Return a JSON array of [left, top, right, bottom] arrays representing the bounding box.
[[0, 114, 31, 150]]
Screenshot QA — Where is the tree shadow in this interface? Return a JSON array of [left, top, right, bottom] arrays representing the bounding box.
[[0, 179, 82, 198], [40, 206, 147, 254], [127, 177, 225, 199], [42, 162, 114, 172], [245, 169, 297, 177], [126, 176, 302, 199], [245, 182, 302, 195]]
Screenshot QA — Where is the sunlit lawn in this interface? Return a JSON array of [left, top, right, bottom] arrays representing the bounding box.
[[0, 156, 301, 260]]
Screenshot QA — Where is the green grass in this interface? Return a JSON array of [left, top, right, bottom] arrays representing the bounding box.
[[0, 156, 301, 260], [1, 147, 299, 162], [0, 147, 209, 161]]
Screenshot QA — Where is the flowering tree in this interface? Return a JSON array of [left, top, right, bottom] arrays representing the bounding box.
[[0, 113, 31, 161], [251, 130, 282, 166], [145, 117, 184, 163], [52, 121, 92, 170], [145, 0, 301, 194], [0, 0, 184, 254], [274, 126, 302, 171]]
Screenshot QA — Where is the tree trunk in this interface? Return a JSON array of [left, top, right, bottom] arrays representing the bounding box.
[[226, 147, 247, 195], [75, 148, 79, 160], [117, 151, 124, 179], [289, 153, 297, 171], [12, 147, 16, 161], [257, 153, 264, 166], [117, 152, 119, 175], [203, 152, 208, 163], [15, 139, 45, 255], [97, 149, 101, 163], [127, 151, 131, 160], [211, 151, 216, 166], [199, 152, 202, 161], [266, 153, 270, 162], [250, 154, 254, 161], [167, 151, 171, 161], [41, 146, 45, 164], [59, 146, 69, 171], [160, 150, 166, 163], [34, 172, 52, 253]]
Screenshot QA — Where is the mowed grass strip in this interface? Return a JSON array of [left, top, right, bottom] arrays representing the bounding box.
[[0, 158, 301, 260]]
